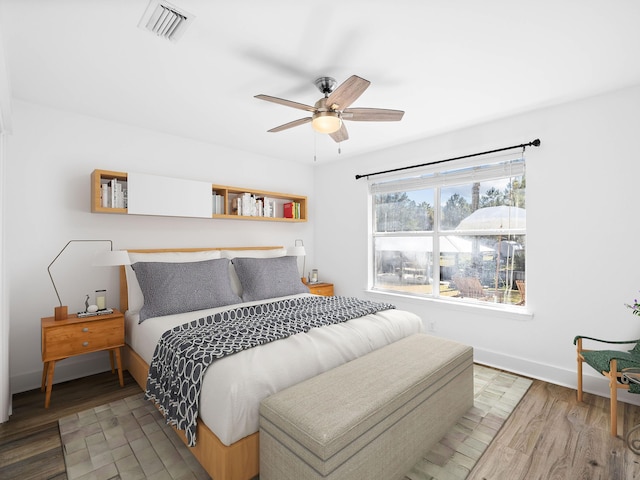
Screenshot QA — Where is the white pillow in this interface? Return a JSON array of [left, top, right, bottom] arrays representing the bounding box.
[[220, 248, 287, 296], [219, 248, 287, 259], [125, 250, 222, 313]]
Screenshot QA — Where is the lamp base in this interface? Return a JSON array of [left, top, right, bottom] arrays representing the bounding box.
[[54, 305, 68, 321]]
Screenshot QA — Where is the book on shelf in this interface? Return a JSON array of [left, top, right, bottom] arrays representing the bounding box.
[[212, 192, 225, 214], [100, 179, 127, 209], [260, 197, 277, 218], [241, 193, 256, 216], [230, 194, 254, 216], [283, 201, 301, 219], [101, 183, 108, 208], [231, 193, 278, 218]]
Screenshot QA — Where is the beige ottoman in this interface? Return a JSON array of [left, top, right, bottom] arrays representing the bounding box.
[[259, 333, 473, 480]]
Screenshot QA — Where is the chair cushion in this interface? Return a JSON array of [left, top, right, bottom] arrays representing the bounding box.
[[582, 350, 640, 393]]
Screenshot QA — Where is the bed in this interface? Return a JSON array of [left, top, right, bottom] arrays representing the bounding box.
[[119, 246, 425, 480]]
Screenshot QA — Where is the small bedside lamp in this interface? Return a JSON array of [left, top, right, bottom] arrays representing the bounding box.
[[92, 249, 131, 268], [92, 249, 131, 311], [287, 239, 306, 281], [48, 240, 130, 321]]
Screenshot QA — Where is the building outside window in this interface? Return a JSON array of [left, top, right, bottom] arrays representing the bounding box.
[[369, 153, 526, 307]]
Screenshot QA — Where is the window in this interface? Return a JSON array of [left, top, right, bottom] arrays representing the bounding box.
[[370, 153, 526, 307]]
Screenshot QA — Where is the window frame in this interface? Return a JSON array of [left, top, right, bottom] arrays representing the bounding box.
[[368, 153, 527, 312]]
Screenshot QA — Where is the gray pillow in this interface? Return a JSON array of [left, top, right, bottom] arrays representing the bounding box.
[[231, 256, 309, 302], [132, 258, 241, 322]]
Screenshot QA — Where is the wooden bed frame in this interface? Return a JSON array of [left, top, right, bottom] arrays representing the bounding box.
[[119, 246, 284, 480]]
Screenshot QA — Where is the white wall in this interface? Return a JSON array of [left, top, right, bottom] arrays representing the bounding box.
[[0, 18, 12, 422], [314, 84, 640, 404], [6, 100, 315, 393], [0, 132, 9, 421], [8, 85, 640, 404]]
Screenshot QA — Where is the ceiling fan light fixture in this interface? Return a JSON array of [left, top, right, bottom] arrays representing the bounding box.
[[312, 112, 342, 134]]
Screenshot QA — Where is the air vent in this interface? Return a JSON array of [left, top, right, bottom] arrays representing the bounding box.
[[138, 0, 194, 42]]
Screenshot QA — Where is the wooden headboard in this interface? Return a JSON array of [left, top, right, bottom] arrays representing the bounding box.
[[119, 246, 284, 313]]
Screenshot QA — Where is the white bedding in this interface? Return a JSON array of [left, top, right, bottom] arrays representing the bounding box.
[[125, 293, 424, 446]]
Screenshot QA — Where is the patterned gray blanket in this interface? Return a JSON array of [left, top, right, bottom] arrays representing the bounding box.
[[145, 295, 395, 446]]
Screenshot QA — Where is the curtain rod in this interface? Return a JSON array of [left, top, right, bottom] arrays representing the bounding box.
[[355, 138, 541, 180]]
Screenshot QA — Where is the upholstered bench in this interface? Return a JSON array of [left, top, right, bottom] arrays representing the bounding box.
[[259, 333, 474, 480]]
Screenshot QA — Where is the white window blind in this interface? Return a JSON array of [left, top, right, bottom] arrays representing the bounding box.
[[369, 152, 525, 194]]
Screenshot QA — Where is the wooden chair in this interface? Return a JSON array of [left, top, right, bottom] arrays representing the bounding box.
[[574, 335, 640, 436], [452, 276, 490, 300], [516, 280, 525, 305]]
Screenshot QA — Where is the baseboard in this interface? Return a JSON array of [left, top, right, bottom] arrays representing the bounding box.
[[10, 351, 113, 394], [475, 347, 640, 406]]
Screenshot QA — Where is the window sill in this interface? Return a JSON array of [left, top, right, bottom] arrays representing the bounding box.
[[364, 288, 534, 321]]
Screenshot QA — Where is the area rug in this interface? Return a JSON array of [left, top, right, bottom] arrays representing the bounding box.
[[58, 394, 210, 480], [59, 364, 531, 480]]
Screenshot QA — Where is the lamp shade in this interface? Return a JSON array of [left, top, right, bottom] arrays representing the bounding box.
[[287, 246, 306, 257], [92, 249, 131, 267], [288, 240, 306, 280]]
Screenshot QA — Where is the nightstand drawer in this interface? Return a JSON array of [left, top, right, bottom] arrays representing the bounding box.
[[308, 283, 334, 296], [42, 318, 124, 360]]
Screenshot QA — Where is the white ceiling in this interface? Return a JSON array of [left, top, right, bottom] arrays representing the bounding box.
[[1, 0, 640, 164]]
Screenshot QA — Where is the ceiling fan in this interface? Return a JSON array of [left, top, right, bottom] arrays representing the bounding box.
[[255, 75, 404, 143]]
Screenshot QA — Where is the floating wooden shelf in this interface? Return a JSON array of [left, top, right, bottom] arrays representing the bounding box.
[[91, 170, 307, 222]]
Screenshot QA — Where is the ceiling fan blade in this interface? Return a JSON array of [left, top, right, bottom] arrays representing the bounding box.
[[267, 117, 312, 133], [255, 94, 316, 113], [342, 107, 405, 122], [242, 49, 314, 80], [329, 122, 349, 143], [325, 75, 370, 110]]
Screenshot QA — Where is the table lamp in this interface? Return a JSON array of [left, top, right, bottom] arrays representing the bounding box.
[[47, 240, 130, 320], [287, 239, 306, 281], [92, 249, 131, 312]]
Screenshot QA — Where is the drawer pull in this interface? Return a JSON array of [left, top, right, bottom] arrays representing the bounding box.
[[82, 341, 89, 347], [82, 327, 89, 333]]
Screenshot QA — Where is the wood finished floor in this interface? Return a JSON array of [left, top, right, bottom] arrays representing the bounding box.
[[468, 378, 640, 480], [1, 369, 640, 479], [0, 370, 140, 480]]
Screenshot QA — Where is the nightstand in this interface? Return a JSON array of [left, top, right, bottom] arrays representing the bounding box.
[[307, 282, 334, 296], [41, 309, 125, 408]]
